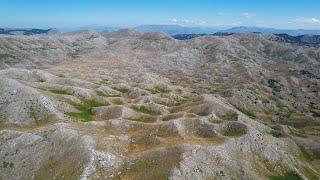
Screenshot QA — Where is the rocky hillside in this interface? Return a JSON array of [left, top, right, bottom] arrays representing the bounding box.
[[0, 30, 319, 180]]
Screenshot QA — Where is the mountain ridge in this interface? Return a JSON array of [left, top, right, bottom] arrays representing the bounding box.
[[2, 25, 320, 36]]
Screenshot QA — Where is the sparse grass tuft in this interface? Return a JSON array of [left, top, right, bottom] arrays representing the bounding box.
[[131, 105, 160, 115], [289, 126, 306, 138], [96, 90, 107, 97], [219, 112, 238, 121], [113, 87, 129, 93], [268, 171, 302, 180], [67, 112, 91, 122], [269, 95, 278, 102], [112, 98, 123, 105], [298, 144, 312, 162], [118, 151, 181, 180], [148, 86, 170, 94], [234, 105, 256, 118], [67, 99, 104, 122], [99, 79, 108, 85], [222, 122, 247, 137], [57, 74, 65, 78], [278, 106, 293, 118], [49, 89, 72, 95]]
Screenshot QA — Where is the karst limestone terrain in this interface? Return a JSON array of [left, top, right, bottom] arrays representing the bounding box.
[[0, 29, 319, 179]]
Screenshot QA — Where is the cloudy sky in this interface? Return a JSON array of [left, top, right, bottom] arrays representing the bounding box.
[[0, 0, 319, 29]]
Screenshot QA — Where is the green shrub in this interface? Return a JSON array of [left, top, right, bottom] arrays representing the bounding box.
[[38, 78, 46, 83], [279, 106, 293, 118], [2, 161, 14, 168], [0, 53, 13, 59], [49, 89, 72, 95], [270, 130, 282, 138]]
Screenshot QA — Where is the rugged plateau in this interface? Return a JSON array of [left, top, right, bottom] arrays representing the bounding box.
[[0, 29, 319, 179]]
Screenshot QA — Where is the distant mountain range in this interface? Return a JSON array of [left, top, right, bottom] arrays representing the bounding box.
[[219, 26, 320, 36], [0, 28, 61, 35], [173, 33, 320, 45], [133, 25, 220, 35], [1, 25, 320, 37]]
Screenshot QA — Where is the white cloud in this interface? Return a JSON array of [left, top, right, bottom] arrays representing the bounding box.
[[292, 17, 320, 25], [170, 19, 207, 26], [171, 18, 178, 23], [217, 12, 229, 16], [241, 12, 256, 19]]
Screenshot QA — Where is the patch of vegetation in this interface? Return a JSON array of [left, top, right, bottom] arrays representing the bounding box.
[[57, 74, 65, 78], [222, 122, 247, 137], [263, 119, 282, 131], [46, 156, 55, 169], [161, 113, 184, 122], [118, 152, 180, 180], [289, 126, 307, 138], [278, 106, 293, 118], [67, 99, 104, 122], [131, 105, 160, 115], [96, 90, 107, 97], [175, 88, 183, 93], [269, 95, 278, 102], [112, 98, 123, 105], [157, 127, 173, 137], [38, 78, 46, 83], [112, 87, 129, 93], [311, 111, 320, 118], [219, 112, 238, 121], [67, 112, 91, 122], [308, 103, 319, 110], [196, 109, 211, 116], [298, 144, 312, 163], [0, 53, 14, 60], [99, 79, 108, 85], [301, 166, 319, 180], [270, 129, 282, 138], [234, 105, 256, 118], [49, 89, 72, 95], [2, 161, 14, 168], [174, 96, 190, 106], [127, 117, 155, 123], [268, 171, 302, 180], [148, 86, 170, 94], [155, 101, 172, 107]]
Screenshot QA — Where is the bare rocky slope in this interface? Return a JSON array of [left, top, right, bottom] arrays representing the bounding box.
[[0, 30, 319, 180]]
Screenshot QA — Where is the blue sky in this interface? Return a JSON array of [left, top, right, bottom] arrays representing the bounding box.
[[0, 0, 319, 29]]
